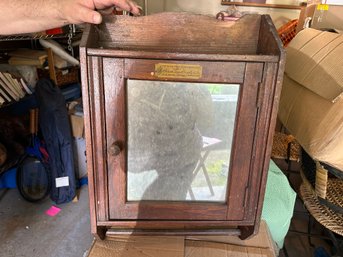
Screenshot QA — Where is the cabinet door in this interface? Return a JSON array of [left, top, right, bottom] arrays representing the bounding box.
[[103, 58, 263, 221]]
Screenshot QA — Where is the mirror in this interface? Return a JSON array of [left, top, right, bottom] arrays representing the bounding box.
[[126, 80, 239, 202]]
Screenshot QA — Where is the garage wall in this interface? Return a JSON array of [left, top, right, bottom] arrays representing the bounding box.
[[144, 0, 301, 29]]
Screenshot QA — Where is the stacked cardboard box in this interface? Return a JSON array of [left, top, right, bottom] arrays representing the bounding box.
[[278, 28, 343, 171]]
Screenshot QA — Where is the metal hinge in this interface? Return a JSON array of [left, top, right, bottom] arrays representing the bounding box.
[[243, 185, 250, 208], [256, 82, 264, 109]]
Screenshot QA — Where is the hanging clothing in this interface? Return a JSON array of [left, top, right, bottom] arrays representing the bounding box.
[[35, 78, 76, 204]]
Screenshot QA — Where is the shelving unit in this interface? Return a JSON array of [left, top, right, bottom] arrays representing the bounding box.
[[0, 34, 68, 42], [0, 83, 81, 115]]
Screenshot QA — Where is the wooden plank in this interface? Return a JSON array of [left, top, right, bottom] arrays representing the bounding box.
[[86, 49, 279, 62], [111, 201, 229, 220], [106, 229, 241, 236], [98, 220, 252, 228]]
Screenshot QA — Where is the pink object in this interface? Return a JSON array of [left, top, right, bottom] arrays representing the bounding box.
[[45, 206, 61, 217]]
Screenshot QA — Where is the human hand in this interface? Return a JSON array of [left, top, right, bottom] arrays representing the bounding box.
[[59, 0, 141, 25]]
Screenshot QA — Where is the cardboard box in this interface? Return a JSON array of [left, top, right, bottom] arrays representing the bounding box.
[[87, 221, 277, 257], [311, 5, 343, 32], [69, 114, 84, 138], [279, 28, 343, 170], [285, 28, 343, 102], [279, 74, 343, 170], [73, 138, 87, 178]]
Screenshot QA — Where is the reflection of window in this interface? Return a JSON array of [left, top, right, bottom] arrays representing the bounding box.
[[126, 80, 239, 202]]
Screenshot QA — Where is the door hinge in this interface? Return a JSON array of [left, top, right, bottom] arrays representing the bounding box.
[[243, 185, 250, 208], [256, 82, 264, 109]]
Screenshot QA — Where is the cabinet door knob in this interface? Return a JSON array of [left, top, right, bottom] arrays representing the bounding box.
[[109, 142, 121, 156]]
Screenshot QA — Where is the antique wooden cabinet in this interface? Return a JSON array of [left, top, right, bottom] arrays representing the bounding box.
[[80, 12, 285, 239]]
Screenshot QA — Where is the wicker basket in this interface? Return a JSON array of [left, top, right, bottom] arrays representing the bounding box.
[[271, 132, 301, 161], [37, 66, 79, 87], [277, 19, 298, 47], [300, 182, 343, 236], [301, 167, 343, 215]]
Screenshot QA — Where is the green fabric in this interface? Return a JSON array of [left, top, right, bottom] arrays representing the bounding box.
[[262, 160, 297, 249]]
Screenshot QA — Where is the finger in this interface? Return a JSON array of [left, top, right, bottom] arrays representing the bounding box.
[[127, 1, 140, 15], [111, 0, 140, 15], [75, 6, 102, 24]]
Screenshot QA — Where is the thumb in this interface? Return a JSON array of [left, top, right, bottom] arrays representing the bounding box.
[[75, 6, 102, 24]]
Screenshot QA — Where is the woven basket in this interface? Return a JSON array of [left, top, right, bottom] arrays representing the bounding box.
[[277, 19, 298, 47], [271, 132, 301, 161], [300, 182, 343, 236], [301, 168, 343, 215], [315, 161, 328, 199], [37, 66, 79, 87]]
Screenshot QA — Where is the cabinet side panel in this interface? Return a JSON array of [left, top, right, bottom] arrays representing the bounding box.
[[80, 48, 98, 236], [89, 56, 109, 222], [248, 60, 285, 235], [257, 15, 284, 56], [245, 63, 277, 222]]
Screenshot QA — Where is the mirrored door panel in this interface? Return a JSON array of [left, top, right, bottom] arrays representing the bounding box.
[[127, 80, 239, 202]]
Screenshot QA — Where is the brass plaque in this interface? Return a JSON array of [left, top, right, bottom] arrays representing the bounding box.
[[154, 63, 202, 79]]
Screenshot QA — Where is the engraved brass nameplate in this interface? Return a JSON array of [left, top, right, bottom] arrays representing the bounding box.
[[154, 63, 203, 79]]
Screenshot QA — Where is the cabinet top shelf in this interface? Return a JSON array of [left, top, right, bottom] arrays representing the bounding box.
[[221, 1, 304, 10], [82, 12, 284, 60]]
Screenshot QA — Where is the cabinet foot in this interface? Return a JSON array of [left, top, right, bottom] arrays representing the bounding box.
[[238, 225, 255, 240]]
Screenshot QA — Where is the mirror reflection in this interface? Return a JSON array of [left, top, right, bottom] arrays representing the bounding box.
[[127, 80, 239, 202]]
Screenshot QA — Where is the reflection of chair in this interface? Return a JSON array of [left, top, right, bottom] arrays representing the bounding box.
[[188, 136, 222, 200]]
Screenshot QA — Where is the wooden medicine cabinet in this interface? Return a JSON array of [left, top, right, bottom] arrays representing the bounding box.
[[80, 12, 285, 239]]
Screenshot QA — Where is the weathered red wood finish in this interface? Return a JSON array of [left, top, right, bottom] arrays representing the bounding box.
[[80, 12, 285, 240]]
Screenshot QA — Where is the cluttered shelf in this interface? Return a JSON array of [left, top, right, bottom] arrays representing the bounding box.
[[0, 27, 82, 42], [0, 49, 80, 109], [0, 27, 81, 108], [0, 83, 81, 115], [221, 1, 304, 9], [0, 25, 82, 185]]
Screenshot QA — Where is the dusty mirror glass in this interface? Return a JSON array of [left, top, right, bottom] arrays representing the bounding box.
[[127, 80, 239, 202]]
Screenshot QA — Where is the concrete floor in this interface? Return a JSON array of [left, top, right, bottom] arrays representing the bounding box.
[[0, 186, 93, 257], [280, 196, 332, 257], [0, 170, 337, 257]]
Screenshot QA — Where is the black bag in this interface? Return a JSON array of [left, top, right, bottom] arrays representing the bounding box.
[[35, 78, 76, 204]]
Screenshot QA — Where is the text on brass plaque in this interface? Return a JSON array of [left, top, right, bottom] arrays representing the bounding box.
[[154, 63, 203, 79]]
